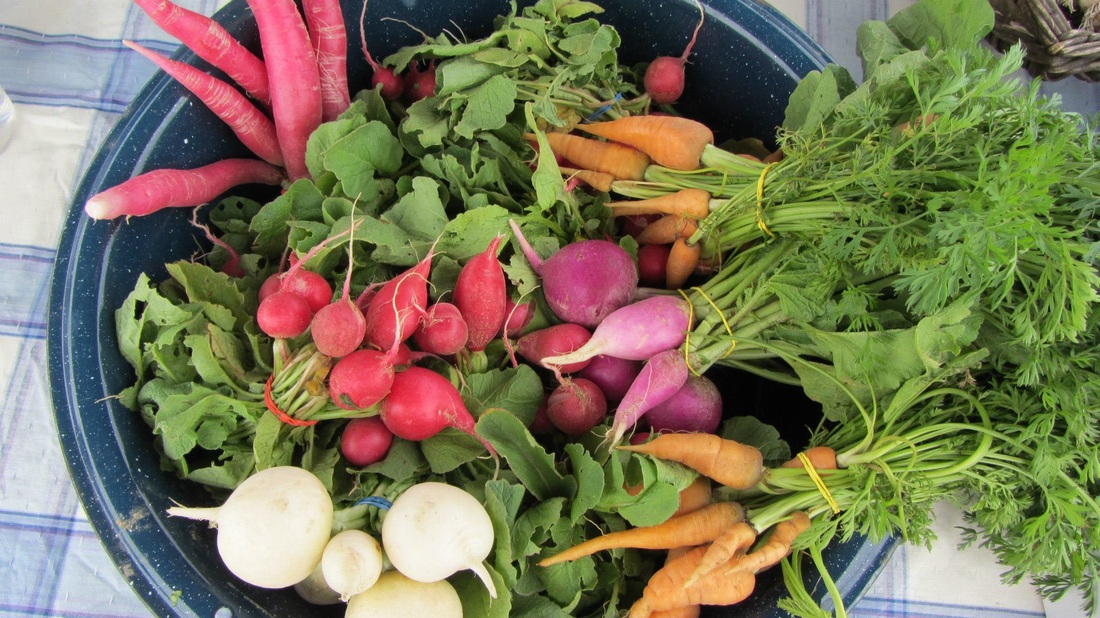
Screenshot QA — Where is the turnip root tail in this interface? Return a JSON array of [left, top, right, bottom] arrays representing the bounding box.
[[166, 505, 222, 524], [468, 561, 498, 599]]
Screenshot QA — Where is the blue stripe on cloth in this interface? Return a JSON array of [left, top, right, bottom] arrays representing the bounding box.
[[0, 243, 55, 340], [855, 596, 1046, 618]]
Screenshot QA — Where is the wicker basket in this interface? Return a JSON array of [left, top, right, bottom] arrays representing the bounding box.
[[987, 0, 1100, 82]]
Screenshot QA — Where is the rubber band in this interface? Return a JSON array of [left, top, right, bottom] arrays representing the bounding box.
[[755, 162, 778, 237], [264, 375, 319, 427], [676, 289, 701, 376], [354, 496, 393, 510], [584, 92, 622, 122], [798, 452, 840, 514], [690, 286, 737, 358]]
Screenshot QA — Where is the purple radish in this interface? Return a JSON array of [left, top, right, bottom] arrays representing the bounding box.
[[453, 235, 506, 352], [607, 348, 690, 445], [328, 349, 395, 410], [509, 219, 637, 328], [540, 296, 691, 368], [545, 378, 607, 436], [576, 355, 642, 403], [644, 374, 722, 434], [516, 323, 593, 374], [413, 302, 469, 356]]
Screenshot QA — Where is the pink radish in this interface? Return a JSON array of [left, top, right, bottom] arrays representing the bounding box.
[[546, 378, 607, 436], [453, 235, 506, 351], [257, 290, 314, 339], [83, 158, 285, 220], [540, 296, 692, 368], [607, 348, 690, 445], [328, 349, 395, 410], [124, 41, 283, 167], [644, 374, 722, 434], [364, 250, 434, 357], [644, 0, 705, 104], [516, 323, 593, 374], [340, 416, 394, 467], [576, 355, 642, 403], [509, 220, 637, 328], [501, 298, 534, 338], [132, 0, 271, 106], [302, 0, 351, 121], [380, 367, 494, 454], [311, 239, 366, 358], [413, 302, 469, 356], [246, 0, 323, 180], [358, 0, 404, 99]]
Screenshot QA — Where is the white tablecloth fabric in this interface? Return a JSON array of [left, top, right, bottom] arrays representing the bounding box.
[[1, 0, 1096, 616]]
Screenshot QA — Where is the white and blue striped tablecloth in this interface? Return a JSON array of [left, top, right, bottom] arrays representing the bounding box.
[[0, 1, 1095, 616]]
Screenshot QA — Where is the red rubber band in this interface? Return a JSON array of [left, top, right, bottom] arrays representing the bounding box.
[[264, 375, 319, 427]]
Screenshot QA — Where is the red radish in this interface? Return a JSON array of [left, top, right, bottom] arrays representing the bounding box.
[[501, 298, 534, 338], [261, 269, 333, 314], [246, 0, 323, 180], [328, 349, 395, 410], [540, 296, 692, 367], [380, 367, 494, 454], [413, 302, 469, 356], [643, 0, 705, 104], [546, 378, 607, 436], [608, 348, 690, 445], [529, 401, 553, 435], [340, 416, 394, 467], [509, 220, 638, 328], [516, 324, 593, 374], [354, 283, 379, 314], [576, 355, 642, 403], [311, 240, 366, 358], [124, 41, 283, 167], [644, 374, 723, 434], [302, 0, 352, 121], [257, 290, 313, 339], [453, 235, 506, 351], [404, 61, 436, 102], [364, 249, 434, 357], [83, 158, 284, 220], [190, 208, 243, 277], [637, 243, 672, 288], [622, 214, 662, 237], [357, 0, 404, 99], [390, 343, 414, 368], [132, 0, 271, 106]]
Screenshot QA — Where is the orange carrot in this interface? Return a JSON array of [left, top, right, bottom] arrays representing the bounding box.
[[560, 166, 616, 192], [576, 115, 714, 171], [672, 476, 712, 517], [762, 148, 784, 164], [684, 521, 757, 586], [528, 132, 650, 180], [619, 433, 764, 490], [780, 445, 838, 470], [606, 188, 712, 219], [635, 214, 698, 245], [727, 511, 812, 576], [537, 501, 745, 567], [628, 545, 756, 618], [665, 237, 701, 289]]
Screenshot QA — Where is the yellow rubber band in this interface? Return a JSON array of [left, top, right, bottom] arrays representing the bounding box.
[[756, 162, 778, 237], [690, 286, 737, 359], [798, 452, 841, 515], [676, 289, 701, 376]]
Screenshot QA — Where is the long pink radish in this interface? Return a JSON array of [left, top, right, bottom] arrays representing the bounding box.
[[607, 348, 690, 445], [364, 250, 434, 358], [123, 41, 283, 166], [540, 296, 691, 368], [246, 0, 323, 180], [453, 235, 506, 352], [132, 0, 271, 106], [380, 366, 494, 454], [84, 158, 285, 220], [302, 0, 351, 121]]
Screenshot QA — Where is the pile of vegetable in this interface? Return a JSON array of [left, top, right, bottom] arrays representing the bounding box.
[[91, 0, 1100, 616]]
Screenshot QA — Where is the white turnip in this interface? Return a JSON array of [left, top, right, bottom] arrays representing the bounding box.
[[166, 466, 333, 589], [321, 529, 384, 601], [380, 482, 497, 598], [344, 570, 462, 618]]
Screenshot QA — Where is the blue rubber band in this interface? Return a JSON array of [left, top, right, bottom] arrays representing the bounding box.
[[354, 496, 393, 510], [584, 92, 622, 122]]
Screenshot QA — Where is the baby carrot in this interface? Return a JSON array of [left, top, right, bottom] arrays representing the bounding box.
[[537, 501, 744, 567], [729, 511, 811, 576], [780, 445, 839, 470], [577, 115, 714, 171], [635, 214, 698, 245], [560, 166, 616, 192], [619, 433, 764, 490], [666, 237, 701, 289], [684, 521, 757, 586], [529, 132, 651, 181], [606, 188, 712, 219], [672, 476, 712, 517], [628, 545, 756, 618]]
